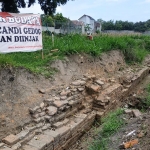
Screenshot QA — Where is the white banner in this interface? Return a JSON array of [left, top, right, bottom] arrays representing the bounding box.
[[0, 12, 43, 53]]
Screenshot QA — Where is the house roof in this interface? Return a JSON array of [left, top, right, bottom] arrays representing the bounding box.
[[71, 20, 84, 26], [78, 14, 95, 21]]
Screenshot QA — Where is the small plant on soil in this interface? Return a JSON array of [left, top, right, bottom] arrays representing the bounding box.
[[88, 109, 124, 150]]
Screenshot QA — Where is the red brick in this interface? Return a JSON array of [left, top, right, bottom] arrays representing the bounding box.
[[2, 134, 19, 146]]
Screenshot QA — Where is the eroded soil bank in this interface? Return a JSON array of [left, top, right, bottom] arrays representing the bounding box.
[[0, 50, 125, 140], [0, 50, 150, 150]]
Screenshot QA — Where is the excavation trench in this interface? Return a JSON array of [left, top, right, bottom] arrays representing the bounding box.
[[0, 51, 150, 150]]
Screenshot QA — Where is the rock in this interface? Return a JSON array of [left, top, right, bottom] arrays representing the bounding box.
[[132, 109, 142, 117], [60, 96, 67, 100], [40, 102, 45, 109], [32, 113, 39, 119], [29, 106, 40, 114], [0, 143, 5, 148], [124, 109, 133, 114], [39, 112, 46, 117], [33, 118, 41, 123], [11, 142, 21, 150], [87, 84, 101, 93], [46, 106, 58, 116], [71, 80, 86, 86], [60, 90, 71, 96], [43, 99, 53, 106], [17, 130, 29, 140], [54, 97, 60, 100], [96, 95, 109, 103], [95, 80, 104, 85], [77, 87, 85, 92], [52, 100, 68, 108], [39, 89, 45, 94]]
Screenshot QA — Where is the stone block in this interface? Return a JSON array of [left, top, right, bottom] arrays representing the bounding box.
[[46, 106, 57, 116], [71, 80, 86, 86], [39, 112, 46, 117], [44, 130, 60, 141], [11, 142, 21, 150], [132, 109, 142, 117], [124, 109, 132, 114], [56, 126, 70, 137], [0, 143, 5, 148], [17, 130, 29, 140], [22, 145, 39, 150], [77, 87, 85, 92], [53, 121, 64, 128], [28, 134, 54, 150], [2, 134, 19, 146], [95, 80, 104, 85], [52, 100, 68, 108], [60, 90, 71, 96]]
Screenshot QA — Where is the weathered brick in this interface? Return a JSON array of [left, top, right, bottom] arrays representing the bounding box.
[[0, 147, 13, 150], [44, 130, 60, 141], [46, 106, 57, 116], [17, 130, 29, 140], [11, 142, 21, 150], [2, 134, 19, 146], [71, 80, 86, 86], [132, 109, 142, 117], [52, 100, 68, 108], [56, 126, 70, 137], [60, 90, 71, 96], [22, 145, 39, 150], [28, 134, 54, 150], [95, 80, 104, 85], [53, 122, 64, 128]]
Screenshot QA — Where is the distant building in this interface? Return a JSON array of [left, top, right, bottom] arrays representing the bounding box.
[[78, 14, 101, 33]]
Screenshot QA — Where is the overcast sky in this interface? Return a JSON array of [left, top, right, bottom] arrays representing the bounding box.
[[19, 0, 150, 22]]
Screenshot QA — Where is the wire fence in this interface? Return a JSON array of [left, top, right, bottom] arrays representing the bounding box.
[[41, 20, 83, 35]]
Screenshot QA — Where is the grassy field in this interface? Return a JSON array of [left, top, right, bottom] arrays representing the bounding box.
[[0, 33, 150, 76]]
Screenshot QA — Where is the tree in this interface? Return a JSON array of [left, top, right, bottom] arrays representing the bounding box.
[[0, 0, 74, 15]]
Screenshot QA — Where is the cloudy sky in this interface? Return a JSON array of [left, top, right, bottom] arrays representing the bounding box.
[[19, 0, 150, 22]]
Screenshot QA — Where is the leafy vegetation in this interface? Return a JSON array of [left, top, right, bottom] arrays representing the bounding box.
[[88, 109, 124, 150], [0, 0, 73, 15], [98, 19, 150, 32], [0, 33, 150, 76]]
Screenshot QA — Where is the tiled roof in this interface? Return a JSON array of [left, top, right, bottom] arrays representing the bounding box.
[[78, 14, 95, 21]]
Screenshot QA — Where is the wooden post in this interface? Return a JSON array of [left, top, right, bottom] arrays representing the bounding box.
[[52, 33, 54, 47]]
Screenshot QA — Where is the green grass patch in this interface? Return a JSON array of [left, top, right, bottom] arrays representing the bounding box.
[[88, 109, 124, 150], [0, 33, 150, 76]]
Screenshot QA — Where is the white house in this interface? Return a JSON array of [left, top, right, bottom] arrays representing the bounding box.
[[78, 14, 101, 33]]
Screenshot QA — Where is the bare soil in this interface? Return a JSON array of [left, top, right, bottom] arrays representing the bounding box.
[[0, 50, 125, 140]]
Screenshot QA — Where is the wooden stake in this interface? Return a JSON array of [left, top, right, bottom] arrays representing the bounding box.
[[52, 33, 54, 47]]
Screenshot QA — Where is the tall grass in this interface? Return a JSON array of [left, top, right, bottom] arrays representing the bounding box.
[[0, 33, 150, 76]]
